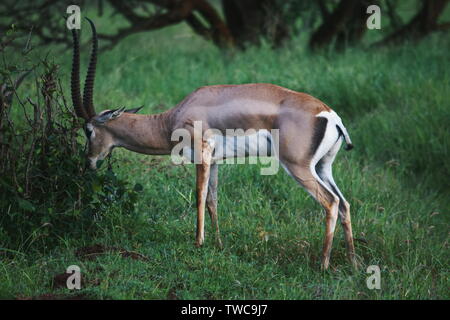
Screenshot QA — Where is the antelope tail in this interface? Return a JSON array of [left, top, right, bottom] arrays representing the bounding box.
[[336, 123, 353, 151]]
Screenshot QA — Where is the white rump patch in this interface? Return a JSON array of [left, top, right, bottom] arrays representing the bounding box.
[[316, 110, 346, 133]]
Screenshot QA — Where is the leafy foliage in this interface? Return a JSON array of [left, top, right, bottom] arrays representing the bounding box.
[[0, 33, 142, 250]]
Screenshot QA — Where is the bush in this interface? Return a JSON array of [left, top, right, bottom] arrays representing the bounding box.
[[0, 32, 142, 251]]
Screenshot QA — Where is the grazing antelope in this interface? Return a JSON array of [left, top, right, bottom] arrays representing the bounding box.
[[71, 19, 357, 269]]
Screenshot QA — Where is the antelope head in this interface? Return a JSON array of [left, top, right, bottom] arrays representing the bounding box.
[[71, 19, 143, 169]]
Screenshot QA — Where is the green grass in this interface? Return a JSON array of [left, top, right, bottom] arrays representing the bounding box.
[[1, 17, 449, 299]]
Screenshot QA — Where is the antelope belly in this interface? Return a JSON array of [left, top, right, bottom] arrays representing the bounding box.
[[212, 130, 274, 160]]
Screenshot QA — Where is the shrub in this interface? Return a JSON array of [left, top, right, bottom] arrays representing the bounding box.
[[0, 32, 142, 250]]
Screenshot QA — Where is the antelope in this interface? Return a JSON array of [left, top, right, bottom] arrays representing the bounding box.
[[71, 19, 357, 270]]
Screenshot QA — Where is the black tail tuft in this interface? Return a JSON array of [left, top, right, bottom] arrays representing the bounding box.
[[344, 143, 354, 151]]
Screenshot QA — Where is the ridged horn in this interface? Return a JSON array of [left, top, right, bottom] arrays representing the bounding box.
[[71, 28, 88, 120], [83, 17, 98, 118]]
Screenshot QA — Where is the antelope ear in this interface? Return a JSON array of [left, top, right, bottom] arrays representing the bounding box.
[[124, 105, 144, 114], [94, 107, 126, 124]]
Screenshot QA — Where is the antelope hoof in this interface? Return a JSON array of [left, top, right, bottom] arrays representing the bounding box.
[[195, 239, 204, 248], [216, 238, 224, 250], [321, 256, 330, 270]]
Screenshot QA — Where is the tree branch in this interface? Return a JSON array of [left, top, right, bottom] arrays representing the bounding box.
[[374, 0, 449, 46]]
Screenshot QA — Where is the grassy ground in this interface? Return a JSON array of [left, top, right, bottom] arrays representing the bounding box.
[[1, 17, 449, 299]]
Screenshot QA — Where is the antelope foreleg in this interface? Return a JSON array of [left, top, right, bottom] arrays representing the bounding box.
[[195, 139, 214, 247]]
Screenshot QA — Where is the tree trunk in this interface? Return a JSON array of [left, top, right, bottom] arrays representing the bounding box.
[[309, 0, 360, 50], [335, 1, 376, 49], [221, 0, 289, 48]]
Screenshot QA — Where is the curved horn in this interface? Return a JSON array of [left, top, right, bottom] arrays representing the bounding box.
[[83, 17, 98, 118], [71, 29, 88, 120]]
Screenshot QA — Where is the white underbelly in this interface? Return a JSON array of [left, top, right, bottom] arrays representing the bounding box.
[[181, 129, 275, 163]]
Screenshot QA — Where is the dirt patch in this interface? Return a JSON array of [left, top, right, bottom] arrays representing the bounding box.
[[75, 244, 148, 261], [354, 237, 369, 244], [167, 281, 188, 300], [119, 250, 148, 261], [52, 272, 81, 289]]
